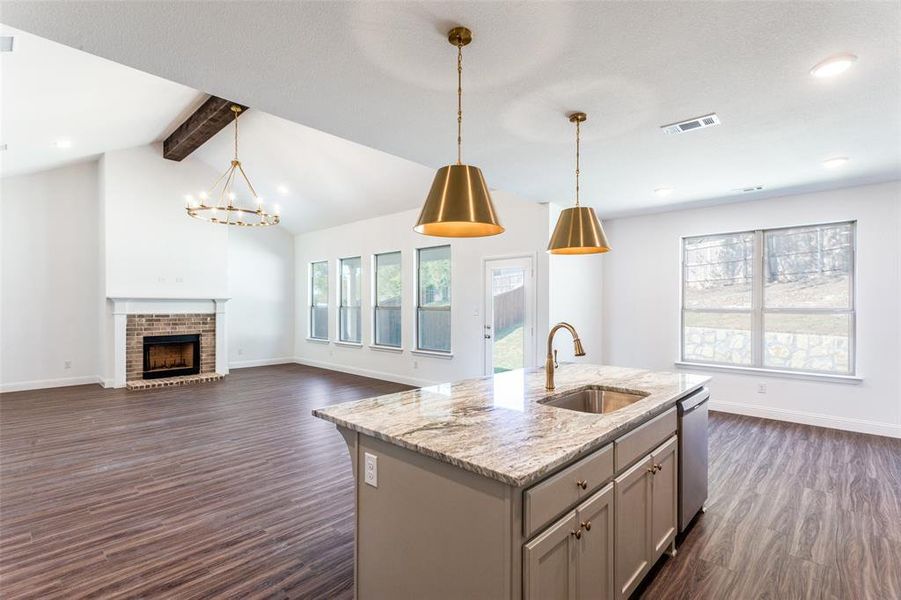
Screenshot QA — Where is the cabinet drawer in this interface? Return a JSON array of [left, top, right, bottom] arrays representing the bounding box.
[[614, 408, 676, 473], [524, 443, 613, 538]]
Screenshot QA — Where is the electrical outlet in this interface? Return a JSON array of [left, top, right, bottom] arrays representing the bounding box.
[[758, 383, 767, 394], [64, 360, 72, 369], [364, 452, 378, 487], [175, 276, 184, 283]]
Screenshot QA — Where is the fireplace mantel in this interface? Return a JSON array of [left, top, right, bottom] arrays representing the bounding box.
[[107, 297, 229, 388]]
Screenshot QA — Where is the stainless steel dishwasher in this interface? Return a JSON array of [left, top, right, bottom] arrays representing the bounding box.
[[678, 387, 709, 533]]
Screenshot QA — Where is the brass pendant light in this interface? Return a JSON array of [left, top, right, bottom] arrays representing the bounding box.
[[547, 112, 611, 254], [414, 27, 504, 238]]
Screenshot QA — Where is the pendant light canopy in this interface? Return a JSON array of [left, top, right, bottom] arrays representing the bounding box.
[[547, 112, 611, 254], [414, 27, 504, 238]]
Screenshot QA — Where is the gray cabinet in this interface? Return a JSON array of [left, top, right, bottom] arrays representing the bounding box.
[[525, 484, 615, 600], [576, 483, 615, 600], [614, 435, 679, 599], [650, 436, 678, 556], [524, 509, 578, 600], [614, 455, 653, 599]]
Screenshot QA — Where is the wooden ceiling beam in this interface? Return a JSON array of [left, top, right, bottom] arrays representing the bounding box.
[[163, 96, 248, 161]]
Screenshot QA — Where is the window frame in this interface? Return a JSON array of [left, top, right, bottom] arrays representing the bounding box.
[[308, 260, 329, 341], [679, 221, 856, 377], [415, 245, 452, 355], [372, 251, 403, 349], [337, 256, 363, 345]]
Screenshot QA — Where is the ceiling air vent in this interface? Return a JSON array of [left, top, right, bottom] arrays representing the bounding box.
[[661, 113, 720, 135], [0, 37, 14, 53], [732, 185, 764, 193]]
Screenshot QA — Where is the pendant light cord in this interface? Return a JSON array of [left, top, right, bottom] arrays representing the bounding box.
[[575, 118, 581, 207], [456, 39, 463, 165], [233, 106, 240, 162]]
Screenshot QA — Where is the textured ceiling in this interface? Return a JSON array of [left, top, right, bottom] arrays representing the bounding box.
[[2, 1, 899, 218]]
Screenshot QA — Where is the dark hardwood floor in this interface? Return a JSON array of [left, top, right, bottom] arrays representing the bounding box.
[[1, 365, 899, 599]]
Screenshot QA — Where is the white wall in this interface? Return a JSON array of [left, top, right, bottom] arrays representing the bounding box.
[[102, 144, 228, 299], [294, 191, 551, 386], [601, 181, 901, 438], [228, 226, 295, 367], [0, 162, 102, 391]]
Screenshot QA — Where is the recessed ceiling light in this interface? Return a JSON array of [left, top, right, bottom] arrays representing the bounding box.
[[277, 185, 289, 195], [0, 36, 14, 53], [810, 53, 857, 78], [54, 139, 72, 149], [654, 187, 673, 197], [822, 156, 849, 169]]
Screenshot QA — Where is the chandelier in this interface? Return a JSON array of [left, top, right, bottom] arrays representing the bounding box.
[[185, 105, 280, 227]]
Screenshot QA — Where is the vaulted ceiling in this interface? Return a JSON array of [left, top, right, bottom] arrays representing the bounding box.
[[2, 1, 899, 224]]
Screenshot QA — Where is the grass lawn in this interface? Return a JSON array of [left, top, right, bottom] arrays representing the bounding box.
[[493, 326, 524, 373]]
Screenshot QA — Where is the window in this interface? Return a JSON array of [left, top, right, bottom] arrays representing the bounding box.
[[339, 257, 362, 343], [373, 252, 402, 347], [681, 222, 855, 375], [416, 246, 451, 352], [309, 261, 329, 340]]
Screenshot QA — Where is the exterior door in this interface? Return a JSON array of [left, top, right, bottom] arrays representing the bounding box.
[[483, 257, 534, 375], [650, 436, 678, 556], [524, 511, 578, 600], [576, 483, 615, 600]]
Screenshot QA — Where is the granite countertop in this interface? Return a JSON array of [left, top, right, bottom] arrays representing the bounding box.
[[313, 364, 710, 487]]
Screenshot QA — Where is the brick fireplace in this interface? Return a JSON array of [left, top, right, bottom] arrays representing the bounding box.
[[109, 298, 229, 389]]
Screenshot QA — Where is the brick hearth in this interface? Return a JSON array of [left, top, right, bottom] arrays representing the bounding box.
[[126, 314, 216, 383]]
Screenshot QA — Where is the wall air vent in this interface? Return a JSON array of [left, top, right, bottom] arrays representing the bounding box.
[[732, 185, 764, 193], [661, 113, 720, 135], [0, 37, 14, 53]]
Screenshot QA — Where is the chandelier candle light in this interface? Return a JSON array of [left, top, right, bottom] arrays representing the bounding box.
[[547, 112, 611, 254], [185, 105, 280, 227], [414, 26, 504, 238]]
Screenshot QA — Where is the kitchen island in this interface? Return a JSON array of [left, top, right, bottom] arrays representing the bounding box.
[[314, 364, 710, 599]]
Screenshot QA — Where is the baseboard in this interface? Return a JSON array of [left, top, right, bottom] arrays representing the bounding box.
[[293, 357, 434, 388], [710, 399, 901, 439], [229, 357, 296, 369], [0, 375, 105, 394]]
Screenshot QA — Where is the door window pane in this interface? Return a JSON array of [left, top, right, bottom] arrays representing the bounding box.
[[310, 261, 328, 339], [339, 257, 362, 343], [417, 246, 451, 352], [491, 267, 525, 373], [374, 252, 402, 347]]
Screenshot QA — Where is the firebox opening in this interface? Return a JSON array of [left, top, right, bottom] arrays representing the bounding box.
[[143, 334, 201, 379]]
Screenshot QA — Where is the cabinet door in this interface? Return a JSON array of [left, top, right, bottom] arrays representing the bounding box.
[[575, 483, 614, 600], [650, 435, 678, 557], [614, 455, 653, 600], [524, 510, 578, 600]]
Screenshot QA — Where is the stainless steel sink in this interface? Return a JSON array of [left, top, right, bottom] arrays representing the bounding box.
[[539, 386, 649, 414]]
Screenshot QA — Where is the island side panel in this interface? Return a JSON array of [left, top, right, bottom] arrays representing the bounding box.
[[337, 427, 361, 599], [356, 434, 515, 599]]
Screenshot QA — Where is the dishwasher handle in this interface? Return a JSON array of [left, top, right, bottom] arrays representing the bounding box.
[[681, 398, 708, 415]]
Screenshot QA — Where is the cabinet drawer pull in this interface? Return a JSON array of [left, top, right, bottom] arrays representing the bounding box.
[[576, 479, 588, 490], [571, 528, 582, 539], [581, 520, 591, 531]]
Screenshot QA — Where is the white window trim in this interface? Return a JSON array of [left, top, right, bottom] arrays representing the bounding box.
[[415, 245, 453, 354], [679, 221, 856, 378], [338, 256, 363, 344], [372, 251, 403, 349], [309, 260, 329, 341]]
